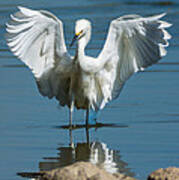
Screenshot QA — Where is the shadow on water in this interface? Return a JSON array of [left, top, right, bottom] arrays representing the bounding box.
[[126, 1, 177, 6], [56, 122, 128, 130], [17, 125, 134, 179]]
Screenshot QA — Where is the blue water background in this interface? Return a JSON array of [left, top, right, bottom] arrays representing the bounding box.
[[0, 0, 179, 179]]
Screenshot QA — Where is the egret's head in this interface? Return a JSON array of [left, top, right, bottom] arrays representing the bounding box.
[[70, 19, 91, 47]]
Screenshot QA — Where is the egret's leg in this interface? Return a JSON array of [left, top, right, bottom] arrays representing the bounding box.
[[85, 127, 89, 144], [86, 108, 89, 126], [69, 98, 74, 127], [69, 129, 74, 148]]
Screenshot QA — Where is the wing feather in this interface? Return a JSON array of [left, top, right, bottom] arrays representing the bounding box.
[[96, 13, 172, 109], [6, 7, 72, 106]]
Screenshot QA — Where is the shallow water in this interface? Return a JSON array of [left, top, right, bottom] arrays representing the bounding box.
[[0, 0, 179, 179]]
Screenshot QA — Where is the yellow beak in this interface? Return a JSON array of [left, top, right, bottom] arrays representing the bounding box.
[[70, 31, 83, 47]]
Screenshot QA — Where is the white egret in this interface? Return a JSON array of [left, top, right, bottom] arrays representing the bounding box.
[[6, 7, 171, 126]]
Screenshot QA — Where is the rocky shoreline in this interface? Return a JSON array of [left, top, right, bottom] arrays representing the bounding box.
[[18, 161, 179, 180]]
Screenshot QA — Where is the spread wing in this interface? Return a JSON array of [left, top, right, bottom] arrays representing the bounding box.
[[6, 7, 72, 106], [96, 13, 172, 109]]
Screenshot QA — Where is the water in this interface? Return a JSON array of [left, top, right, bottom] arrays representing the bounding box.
[[0, 0, 179, 179]]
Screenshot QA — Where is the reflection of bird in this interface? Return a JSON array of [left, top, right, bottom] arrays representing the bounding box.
[[17, 128, 134, 179], [39, 141, 134, 177], [6, 7, 171, 125]]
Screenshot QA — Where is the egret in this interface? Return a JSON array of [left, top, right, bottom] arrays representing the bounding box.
[[6, 7, 171, 126]]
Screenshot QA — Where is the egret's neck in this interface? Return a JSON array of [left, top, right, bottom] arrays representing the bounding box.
[[76, 38, 87, 59]]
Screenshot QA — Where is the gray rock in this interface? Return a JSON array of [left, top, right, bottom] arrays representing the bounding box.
[[147, 167, 179, 180], [38, 161, 136, 180]]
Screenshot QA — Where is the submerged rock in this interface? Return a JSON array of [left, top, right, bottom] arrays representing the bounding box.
[[148, 167, 179, 180], [38, 161, 136, 180]]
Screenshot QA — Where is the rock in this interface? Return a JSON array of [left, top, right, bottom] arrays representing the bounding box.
[[148, 167, 179, 180], [38, 161, 136, 180]]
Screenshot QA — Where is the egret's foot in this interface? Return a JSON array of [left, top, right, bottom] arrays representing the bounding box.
[[88, 117, 97, 125], [87, 110, 98, 125]]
